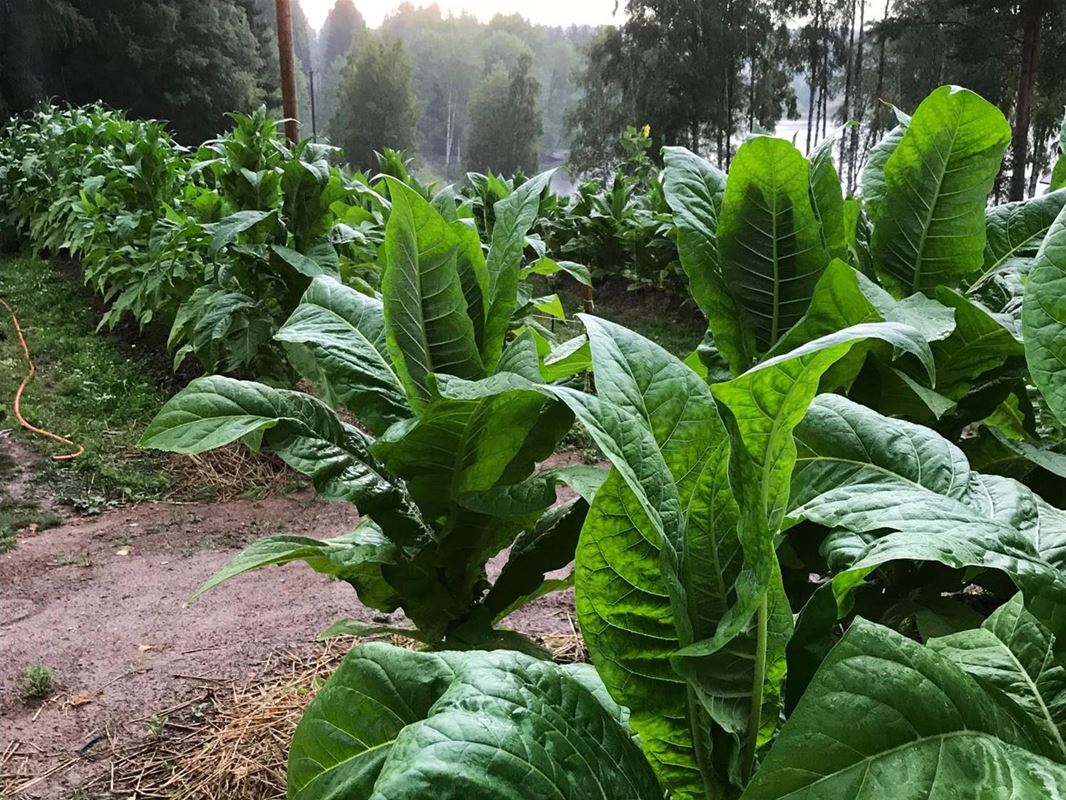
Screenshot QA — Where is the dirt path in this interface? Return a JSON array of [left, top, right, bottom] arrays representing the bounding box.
[[0, 495, 578, 797]]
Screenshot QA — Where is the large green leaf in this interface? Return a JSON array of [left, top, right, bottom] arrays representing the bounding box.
[[661, 146, 750, 372], [288, 643, 662, 800], [931, 287, 1023, 397], [270, 243, 339, 278], [769, 259, 955, 360], [190, 521, 399, 611], [435, 371, 682, 556], [743, 619, 1066, 799], [481, 170, 553, 370], [380, 179, 484, 409], [679, 321, 933, 672], [522, 256, 592, 286], [869, 85, 1011, 294], [1052, 110, 1066, 192], [478, 496, 588, 622], [971, 190, 1066, 293], [931, 594, 1066, 760], [1024, 202, 1066, 427], [450, 217, 490, 349], [717, 136, 829, 352], [573, 318, 931, 791], [140, 375, 429, 545], [275, 276, 409, 435], [808, 135, 846, 259], [860, 106, 910, 217], [790, 394, 1066, 603], [574, 314, 746, 798], [372, 392, 550, 504], [207, 209, 276, 254]]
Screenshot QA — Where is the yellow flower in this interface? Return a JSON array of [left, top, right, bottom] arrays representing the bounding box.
[[641, 124, 651, 139]]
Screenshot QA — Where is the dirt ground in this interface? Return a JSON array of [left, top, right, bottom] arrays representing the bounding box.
[[0, 489, 580, 798]]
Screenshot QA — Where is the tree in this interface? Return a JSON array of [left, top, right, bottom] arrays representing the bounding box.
[[863, 0, 1066, 200], [382, 6, 482, 173], [0, 0, 87, 119], [316, 0, 367, 135], [236, 0, 282, 116], [330, 37, 418, 169], [54, 0, 267, 143], [568, 27, 631, 177], [246, 0, 313, 66], [320, 0, 366, 69], [465, 51, 542, 175], [568, 0, 804, 173]]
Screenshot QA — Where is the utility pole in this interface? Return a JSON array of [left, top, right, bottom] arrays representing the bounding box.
[[309, 69, 318, 141], [274, 0, 299, 143]]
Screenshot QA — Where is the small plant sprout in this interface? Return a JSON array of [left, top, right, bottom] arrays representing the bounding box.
[[20, 662, 55, 701]]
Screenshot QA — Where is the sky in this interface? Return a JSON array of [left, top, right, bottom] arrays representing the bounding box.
[[299, 0, 622, 30]]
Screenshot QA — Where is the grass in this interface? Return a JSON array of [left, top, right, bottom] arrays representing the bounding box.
[[0, 500, 63, 552], [0, 257, 173, 512], [20, 662, 55, 701], [0, 449, 61, 550]]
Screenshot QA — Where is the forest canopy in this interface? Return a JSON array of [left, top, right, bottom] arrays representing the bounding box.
[[3, 0, 1065, 198]]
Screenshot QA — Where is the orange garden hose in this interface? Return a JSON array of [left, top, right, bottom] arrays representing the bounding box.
[[0, 297, 84, 461]]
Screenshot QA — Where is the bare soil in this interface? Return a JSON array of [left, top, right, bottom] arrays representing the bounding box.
[[0, 493, 579, 798]]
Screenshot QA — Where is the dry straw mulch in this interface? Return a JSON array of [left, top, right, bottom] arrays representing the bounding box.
[[2, 632, 586, 800], [167, 444, 296, 503]]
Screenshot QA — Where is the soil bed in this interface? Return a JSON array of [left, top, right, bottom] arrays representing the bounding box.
[[0, 494, 579, 798]]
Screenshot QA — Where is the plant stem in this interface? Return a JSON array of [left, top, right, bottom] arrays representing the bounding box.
[[741, 591, 769, 783], [687, 689, 719, 800]]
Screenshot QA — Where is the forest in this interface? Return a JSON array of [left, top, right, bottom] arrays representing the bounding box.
[[4, 0, 1066, 200], [5, 1, 1066, 799]]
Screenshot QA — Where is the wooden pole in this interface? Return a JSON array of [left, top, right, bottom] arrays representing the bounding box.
[[275, 0, 299, 143]]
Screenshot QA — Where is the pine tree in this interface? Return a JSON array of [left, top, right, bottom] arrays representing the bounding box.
[[465, 51, 543, 174], [330, 37, 418, 169]]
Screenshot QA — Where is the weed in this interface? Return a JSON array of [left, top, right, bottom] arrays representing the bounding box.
[[146, 713, 167, 737], [20, 662, 55, 700], [0, 500, 61, 553], [47, 551, 91, 568]]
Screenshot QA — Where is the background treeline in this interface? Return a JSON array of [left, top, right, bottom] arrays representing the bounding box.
[[0, 0, 590, 180], [0, 0, 285, 143], [573, 0, 1066, 202], [316, 2, 593, 179], [3, 0, 1066, 200]]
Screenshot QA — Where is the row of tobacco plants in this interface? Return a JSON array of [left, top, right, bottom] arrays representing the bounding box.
[[9, 84, 1066, 796], [0, 105, 669, 390], [135, 84, 1066, 797]]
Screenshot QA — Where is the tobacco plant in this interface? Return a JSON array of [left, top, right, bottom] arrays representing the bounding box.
[[0, 106, 390, 379], [141, 175, 596, 650], [283, 86, 1066, 799]]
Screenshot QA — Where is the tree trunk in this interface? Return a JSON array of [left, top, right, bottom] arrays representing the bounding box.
[[445, 87, 454, 168], [806, 0, 820, 154], [840, 0, 856, 164], [274, 0, 300, 142], [849, 0, 866, 191], [1029, 129, 1046, 197], [821, 34, 830, 139], [867, 0, 891, 152], [725, 0, 734, 168], [1011, 0, 1044, 201]]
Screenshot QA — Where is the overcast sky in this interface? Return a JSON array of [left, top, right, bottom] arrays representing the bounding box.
[[299, 0, 622, 30]]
